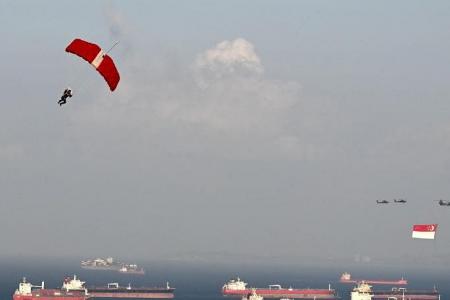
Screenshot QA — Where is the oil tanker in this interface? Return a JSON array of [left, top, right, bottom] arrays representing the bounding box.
[[222, 278, 338, 299], [351, 282, 439, 300], [13, 278, 88, 300], [63, 276, 175, 299], [340, 273, 407, 285]]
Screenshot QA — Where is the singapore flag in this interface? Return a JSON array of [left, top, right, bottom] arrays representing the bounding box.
[[412, 224, 438, 239]]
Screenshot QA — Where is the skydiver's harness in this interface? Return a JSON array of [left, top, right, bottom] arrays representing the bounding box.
[[58, 88, 73, 106]]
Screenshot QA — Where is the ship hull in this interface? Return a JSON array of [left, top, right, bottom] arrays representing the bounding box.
[[372, 291, 439, 300], [14, 290, 88, 300], [81, 266, 145, 275], [88, 293, 173, 299], [15, 297, 86, 300], [223, 289, 337, 299], [372, 295, 438, 300], [81, 266, 121, 271], [87, 288, 174, 299], [341, 280, 407, 285]]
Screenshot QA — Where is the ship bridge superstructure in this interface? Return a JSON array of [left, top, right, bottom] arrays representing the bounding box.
[[351, 282, 373, 300], [15, 278, 45, 296], [224, 278, 248, 291], [62, 276, 87, 293]]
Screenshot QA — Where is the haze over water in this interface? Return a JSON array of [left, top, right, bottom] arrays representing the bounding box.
[[2, 1, 450, 298], [0, 258, 449, 300]]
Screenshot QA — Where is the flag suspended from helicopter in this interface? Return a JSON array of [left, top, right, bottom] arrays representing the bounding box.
[[412, 224, 438, 240], [65, 38, 120, 91]]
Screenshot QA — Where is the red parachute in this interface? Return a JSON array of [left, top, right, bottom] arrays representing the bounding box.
[[65, 38, 120, 91]]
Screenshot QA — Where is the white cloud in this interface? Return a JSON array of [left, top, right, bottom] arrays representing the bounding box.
[[70, 38, 307, 160], [194, 38, 263, 88]]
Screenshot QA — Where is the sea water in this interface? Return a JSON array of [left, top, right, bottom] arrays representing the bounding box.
[[0, 259, 448, 300]]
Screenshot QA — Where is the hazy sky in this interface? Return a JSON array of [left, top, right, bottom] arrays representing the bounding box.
[[1, 0, 450, 269]]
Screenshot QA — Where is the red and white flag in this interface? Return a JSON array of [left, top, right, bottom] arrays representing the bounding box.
[[412, 224, 438, 239]]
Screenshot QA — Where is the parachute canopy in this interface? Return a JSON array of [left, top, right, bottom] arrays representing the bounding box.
[[65, 38, 120, 91]]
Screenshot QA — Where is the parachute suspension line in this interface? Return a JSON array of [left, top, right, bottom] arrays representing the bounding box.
[[74, 75, 95, 96], [66, 62, 95, 99], [105, 41, 120, 55], [65, 69, 83, 98], [67, 63, 90, 97], [66, 55, 87, 96]]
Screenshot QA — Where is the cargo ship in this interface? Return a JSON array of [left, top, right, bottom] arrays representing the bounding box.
[[351, 282, 439, 300], [13, 278, 88, 300], [340, 273, 407, 285], [81, 257, 145, 275], [222, 278, 338, 299], [63, 275, 174, 299]]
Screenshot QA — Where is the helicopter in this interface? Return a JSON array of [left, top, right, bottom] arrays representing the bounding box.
[[437, 199, 450, 206], [394, 198, 407, 203], [376, 200, 389, 204]]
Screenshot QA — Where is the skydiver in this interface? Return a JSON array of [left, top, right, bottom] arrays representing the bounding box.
[[58, 88, 73, 106]]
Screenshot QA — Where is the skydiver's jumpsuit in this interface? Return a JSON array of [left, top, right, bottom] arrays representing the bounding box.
[[58, 88, 72, 106]]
